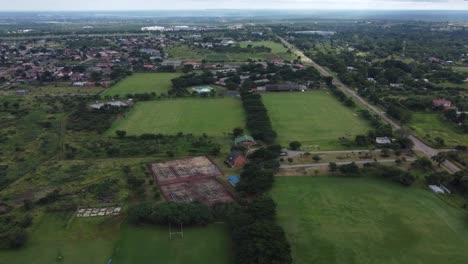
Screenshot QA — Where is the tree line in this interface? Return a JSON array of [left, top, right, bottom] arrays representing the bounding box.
[[240, 90, 277, 144]]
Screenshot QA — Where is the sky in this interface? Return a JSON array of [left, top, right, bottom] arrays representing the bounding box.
[[2, 0, 468, 11]]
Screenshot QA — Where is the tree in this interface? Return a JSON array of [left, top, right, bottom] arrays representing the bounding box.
[[431, 153, 447, 167], [312, 155, 321, 162], [412, 157, 433, 170], [434, 137, 445, 147], [7, 228, 28, 249], [289, 141, 301, 151], [232, 127, 244, 138], [339, 162, 359, 174], [248, 195, 277, 221], [329, 162, 338, 172], [115, 130, 127, 138], [233, 221, 292, 264], [355, 135, 369, 146], [425, 171, 452, 186], [90, 71, 102, 82]]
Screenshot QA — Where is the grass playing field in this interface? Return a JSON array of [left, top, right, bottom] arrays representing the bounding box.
[[272, 176, 468, 264], [0, 213, 121, 264], [0, 213, 231, 264], [262, 91, 371, 150], [112, 224, 231, 264], [101, 73, 182, 97], [108, 98, 245, 137], [167, 41, 294, 62], [409, 112, 468, 147]]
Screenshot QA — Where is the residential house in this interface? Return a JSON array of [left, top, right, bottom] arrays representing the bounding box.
[[225, 150, 247, 168], [234, 135, 256, 147], [432, 99, 452, 110]]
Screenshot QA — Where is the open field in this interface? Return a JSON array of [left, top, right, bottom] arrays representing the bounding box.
[[434, 81, 468, 89], [452, 66, 468, 74], [112, 224, 231, 264], [272, 176, 468, 264], [409, 112, 468, 147], [108, 98, 245, 137], [101, 73, 182, 97], [0, 213, 121, 264], [0, 213, 231, 264], [167, 41, 294, 62], [262, 91, 371, 150]]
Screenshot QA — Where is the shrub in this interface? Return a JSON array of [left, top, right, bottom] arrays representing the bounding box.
[[289, 141, 301, 150]]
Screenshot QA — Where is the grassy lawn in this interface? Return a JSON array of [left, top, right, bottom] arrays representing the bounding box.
[[167, 41, 294, 62], [409, 112, 468, 147], [101, 73, 182, 97], [0, 213, 121, 264], [452, 66, 468, 74], [262, 91, 371, 150], [112, 224, 231, 264], [108, 98, 245, 137], [272, 176, 468, 264], [434, 81, 468, 89]]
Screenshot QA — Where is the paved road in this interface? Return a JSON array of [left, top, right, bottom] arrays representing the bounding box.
[[280, 158, 416, 169], [279, 36, 460, 173], [286, 149, 381, 158]]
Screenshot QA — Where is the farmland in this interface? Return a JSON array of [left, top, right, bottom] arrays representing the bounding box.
[[108, 98, 245, 137], [262, 91, 371, 149], [167, 40, 294, 62], [272, 176, 468, 264], [101, 73, 182, 97], [409, 112, 468, 147]]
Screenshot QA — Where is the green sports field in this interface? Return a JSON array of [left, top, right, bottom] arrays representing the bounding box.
[[112, 224, 231, 264], [409, 112, 468, 147], [262, 91, 371, 149], [101, 73, 182, 96], [109, 98, 245, 137], [0, 213, 231, 264], [272, 176, 468, 264]]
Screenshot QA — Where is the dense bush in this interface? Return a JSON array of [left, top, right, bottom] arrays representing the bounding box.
[[363, 163, 416, 186], [128, 202, 213, 226], [67, 103, 127, 133]]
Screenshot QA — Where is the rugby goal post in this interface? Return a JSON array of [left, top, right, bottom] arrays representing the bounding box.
[[169, 222, 184, 240]]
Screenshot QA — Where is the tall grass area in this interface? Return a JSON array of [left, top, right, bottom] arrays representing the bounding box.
[[167, 41, 294, 62], [272, 176, 468, 264], [409, 112, 468, 147]]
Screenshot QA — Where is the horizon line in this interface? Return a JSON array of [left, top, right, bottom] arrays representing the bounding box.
[[1, 8, 468, 12]]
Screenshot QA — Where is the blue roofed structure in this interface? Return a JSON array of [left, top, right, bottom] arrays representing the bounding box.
[[228, 176, 240, 186]]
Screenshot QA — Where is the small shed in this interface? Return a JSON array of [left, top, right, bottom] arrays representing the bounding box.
[[228, 176, 240, 187], [428, 185, 445, 194], [375, 137, 391, 145]]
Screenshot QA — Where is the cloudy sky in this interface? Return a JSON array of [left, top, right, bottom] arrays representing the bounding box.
[[2, 0, 468, 11]]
